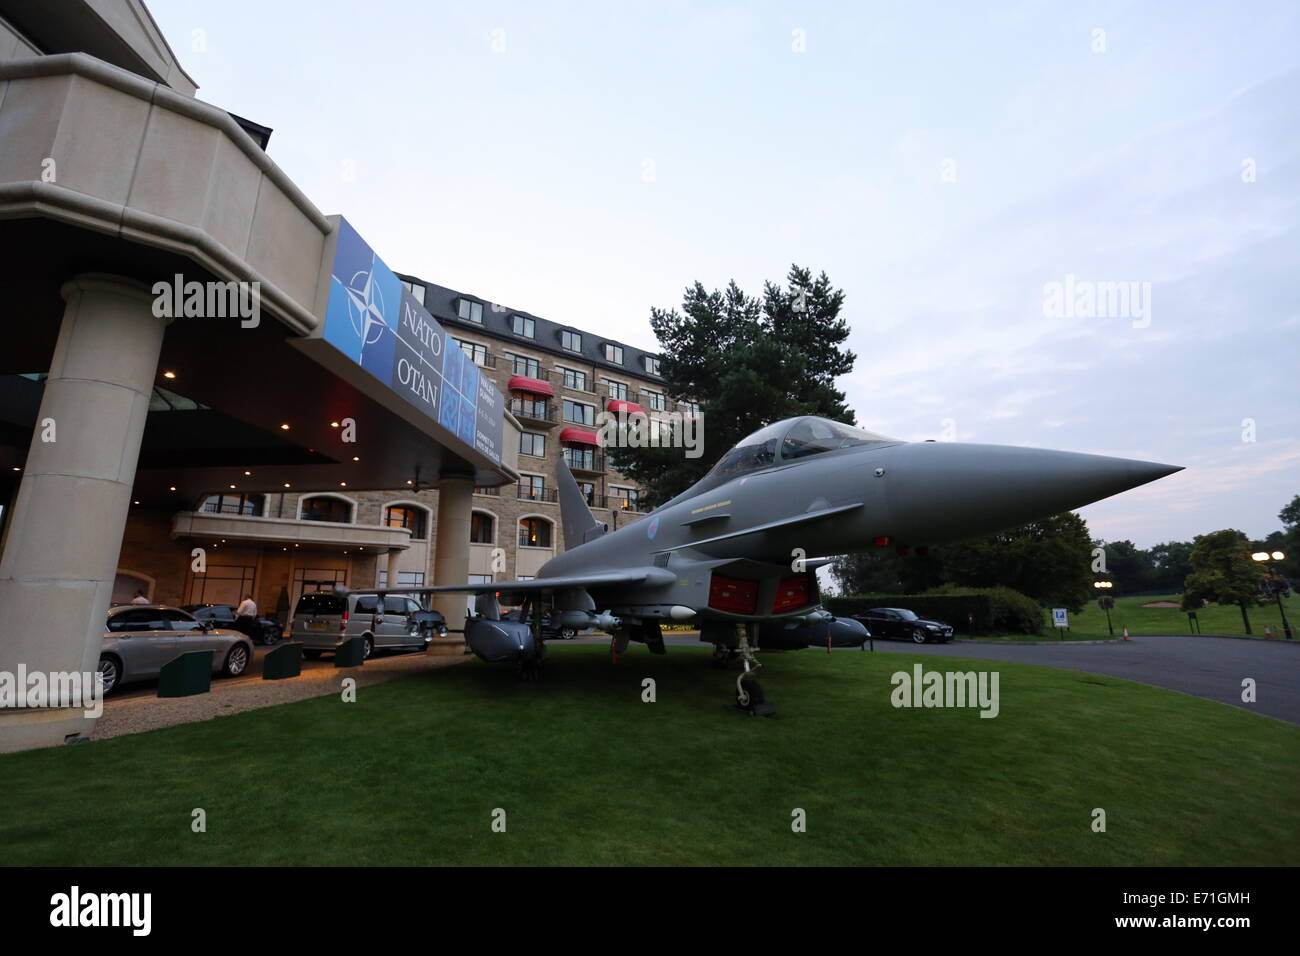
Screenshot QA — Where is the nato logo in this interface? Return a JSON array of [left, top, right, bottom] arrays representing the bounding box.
[[325, 217, 400, 383]]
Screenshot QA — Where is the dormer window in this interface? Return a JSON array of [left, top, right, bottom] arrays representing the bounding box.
[[512, 315, 535, 338], [456, 298, 484, 324], [561, 330, 582, 351], [604, 343, 624, 364], [644, 356, 660, 375]]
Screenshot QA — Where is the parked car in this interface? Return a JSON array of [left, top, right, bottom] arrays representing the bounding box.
[[502, 608, 578, 640], [182, 603, 282, 645], [289, 591, 433, 659], [852, 607, 954, 644], [99, 604, 255, 696]]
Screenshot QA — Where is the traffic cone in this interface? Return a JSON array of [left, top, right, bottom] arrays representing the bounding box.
[[1122, 627, 1131, 641]]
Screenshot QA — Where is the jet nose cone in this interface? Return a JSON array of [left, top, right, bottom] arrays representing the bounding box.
[[884, 442, 1182, 544]]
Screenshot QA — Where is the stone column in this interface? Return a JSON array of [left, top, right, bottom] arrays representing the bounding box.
[[430, 476, 473, 633], [0, 275, 166, 752]]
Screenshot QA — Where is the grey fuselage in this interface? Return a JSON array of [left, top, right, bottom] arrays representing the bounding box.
[[537, 422, 1180, 625]]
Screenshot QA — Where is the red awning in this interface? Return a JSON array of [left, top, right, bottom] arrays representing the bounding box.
[[606, 399, 645, 415], [559, 428, 600, 446], [508, 375, 554, 397]]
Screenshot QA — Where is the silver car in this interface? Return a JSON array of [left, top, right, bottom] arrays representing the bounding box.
[[290, 591, 432, 660], [99, 604, 254, 695]]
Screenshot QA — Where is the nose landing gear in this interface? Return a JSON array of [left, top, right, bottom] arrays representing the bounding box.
[[733, 622, 776, 717]]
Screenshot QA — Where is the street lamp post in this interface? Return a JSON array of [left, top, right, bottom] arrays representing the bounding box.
[[1251, 551, 1293, 640], [1093, 580, 1115, 636]]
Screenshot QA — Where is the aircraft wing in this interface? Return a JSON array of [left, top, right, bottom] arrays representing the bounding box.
[[344, 566, 675, 596]]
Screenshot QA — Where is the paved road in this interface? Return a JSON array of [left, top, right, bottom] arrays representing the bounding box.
[[865, 635, 1300, 725], [579, 633, 1300, 725]]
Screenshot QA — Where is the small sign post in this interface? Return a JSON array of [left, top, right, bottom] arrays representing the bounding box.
[[1052, 608, 1069, 639]]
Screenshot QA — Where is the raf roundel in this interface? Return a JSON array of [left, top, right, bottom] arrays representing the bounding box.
[[646, 516, 660, 540]]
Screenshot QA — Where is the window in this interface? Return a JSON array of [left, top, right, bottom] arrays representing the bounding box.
[[518, 475, 545, 501], [384, 505, 427, 540], [644, 356, 661, 375], [643, 389, 667, 411], [519, 517, 552, 548], [455, 338, 488, 366], [400, 280, 426, 306], [301, 496, 352, 523], [603, 343, 624, 364], [611, 487, 639, 511], [602, 379, 629, 401], [779, 417, 894, 461], [508, 353, 540, 378], [563, 446, 596, 471], [561, 330, 582, 351], [558, 366, 587, 391], [468, 574, 494, 586], [107, 608, 168, 632], [512, 315, 535, 338], [457, 298, 484, 323], [519, 432, 546, 457], [563, 400, 594, 425], [683, 401, 701, 418], [470, 512, 495, 544], [200, 493, 263, 516], [578, 481, 596, 506]]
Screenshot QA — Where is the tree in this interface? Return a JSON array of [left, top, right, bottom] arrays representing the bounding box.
[[1148, 540, 1194, 593], [938, 512, 1095, 611], [607, 267, 855, 507], [831, 511, 1095, 612], [830, 548, 944, 596], [1279, 494, 1300, 528], [1180, 529, 1267, 633], [1095, 539, 1155, 594]]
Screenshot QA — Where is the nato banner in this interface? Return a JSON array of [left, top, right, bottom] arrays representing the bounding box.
[[322, 217, 503, 465]]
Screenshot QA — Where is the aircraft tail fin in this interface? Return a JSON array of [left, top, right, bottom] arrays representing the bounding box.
[[556, 457, 607, 548]]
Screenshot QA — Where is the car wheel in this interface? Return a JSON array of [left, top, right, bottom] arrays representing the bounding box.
[[98, 655, 122, 696], [303, 649, 322, 660], [362, 636, 374, 659], [222, 644, 250, 677], [911, 629, 928, 644], [561, 627, 577, 640], [262, 629, 280, 646]]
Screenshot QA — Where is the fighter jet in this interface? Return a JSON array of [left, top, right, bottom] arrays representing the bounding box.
[[347, 416, 1181, 715]]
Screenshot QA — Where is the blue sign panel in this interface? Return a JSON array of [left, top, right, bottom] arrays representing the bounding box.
[[323, 217, 503, 465]]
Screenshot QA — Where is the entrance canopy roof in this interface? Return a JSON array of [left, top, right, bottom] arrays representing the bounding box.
[[0, 54, 518, 504]]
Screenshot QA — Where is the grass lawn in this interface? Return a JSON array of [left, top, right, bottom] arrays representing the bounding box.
[[976, 592, 1298, 642], [1, 644, 1296, 866]]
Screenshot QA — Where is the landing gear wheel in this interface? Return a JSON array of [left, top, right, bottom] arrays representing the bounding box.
[[735, 679, 776, 717]]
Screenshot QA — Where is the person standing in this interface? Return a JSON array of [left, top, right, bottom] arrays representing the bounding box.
[[235, 593, 259, 641], [130, 590, 150, 605]]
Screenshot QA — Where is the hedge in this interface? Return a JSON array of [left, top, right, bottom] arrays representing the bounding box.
[[823, 587, 1046, 635]]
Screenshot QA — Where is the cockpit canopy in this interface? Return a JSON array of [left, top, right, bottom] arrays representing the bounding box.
[[698, 417, 896, 490]]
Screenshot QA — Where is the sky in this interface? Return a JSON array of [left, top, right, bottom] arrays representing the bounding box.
[[149, 0, 1300, 548]]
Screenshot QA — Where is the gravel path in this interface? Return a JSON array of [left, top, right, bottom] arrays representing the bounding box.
[[92, 649, 470, 740]]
